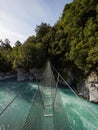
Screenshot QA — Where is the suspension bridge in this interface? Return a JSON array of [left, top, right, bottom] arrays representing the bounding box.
[[0, 61, 98, 130]]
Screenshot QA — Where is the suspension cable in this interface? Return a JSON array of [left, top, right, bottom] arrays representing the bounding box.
[[52, 65, 98, 123], [0, 93, 19, 116], [0, 84, 30, 117]]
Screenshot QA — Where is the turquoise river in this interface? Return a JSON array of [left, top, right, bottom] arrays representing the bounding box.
[[0, 79, 98, 130]]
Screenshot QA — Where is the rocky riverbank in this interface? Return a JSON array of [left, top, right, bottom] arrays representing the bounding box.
[[4, 67, 98, 103], [17, 68, 43, 81], [59, 67, 98, 103], [0, 72, 16, 80], [77, 72, 98, 103]]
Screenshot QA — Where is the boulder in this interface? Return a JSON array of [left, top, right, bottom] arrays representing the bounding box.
[[86, 72, 98, 102], [17, 68, 25, 81], [79, 72, 98, 102]]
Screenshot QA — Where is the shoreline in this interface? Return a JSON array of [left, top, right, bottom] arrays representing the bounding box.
[[0, 74, 16, 81]]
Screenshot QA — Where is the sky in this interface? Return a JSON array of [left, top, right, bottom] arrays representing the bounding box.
[[0, 0, 72, 46]]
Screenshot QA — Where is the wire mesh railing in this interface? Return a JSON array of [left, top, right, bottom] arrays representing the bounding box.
[[54, 89, 73, 130], [22, 90, 43, 130], [52, 64, 98, 124]]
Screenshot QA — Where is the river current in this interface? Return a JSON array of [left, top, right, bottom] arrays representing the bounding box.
[[0, 79, 98, 130]]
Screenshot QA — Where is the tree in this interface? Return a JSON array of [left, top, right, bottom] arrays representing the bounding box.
[[35, 23, 51, 42], [15, 40, 22, 46]]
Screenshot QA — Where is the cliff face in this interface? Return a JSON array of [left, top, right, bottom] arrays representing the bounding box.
[[78, 72, 98, 102], [86, 72, 98, 102], [62, 67, 98, 103]]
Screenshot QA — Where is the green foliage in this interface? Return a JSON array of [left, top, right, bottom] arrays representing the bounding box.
[[56, 0, 98, 72], [15, 40, 22, 46], [0, 0, 98, 74], [0, 39, 12, 72], [13, 39, 47, 69], [35, 23, 51, 42]]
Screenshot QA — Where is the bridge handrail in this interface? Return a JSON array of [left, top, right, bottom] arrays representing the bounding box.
[[0, 83, 28, 117], [51, 65, 98, 123]]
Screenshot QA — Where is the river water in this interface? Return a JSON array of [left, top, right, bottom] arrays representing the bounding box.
[[0, 79, 98, 130], [60, 89, 98, 130]]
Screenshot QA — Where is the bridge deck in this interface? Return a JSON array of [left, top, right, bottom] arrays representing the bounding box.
[[42, 62, 55, 130]]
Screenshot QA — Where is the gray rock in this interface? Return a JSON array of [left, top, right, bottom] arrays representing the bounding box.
[[17, 68, 25, 81], [79, 72, 98, 102]]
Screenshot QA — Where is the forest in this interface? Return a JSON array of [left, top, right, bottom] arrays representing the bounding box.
[[0, 0, 98, 76]]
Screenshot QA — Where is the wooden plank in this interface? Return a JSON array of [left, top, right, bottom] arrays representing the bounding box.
[[44, 114, 54, 117]]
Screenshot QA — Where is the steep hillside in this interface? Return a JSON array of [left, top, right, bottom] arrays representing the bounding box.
[[55, 0, 98, 73]]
